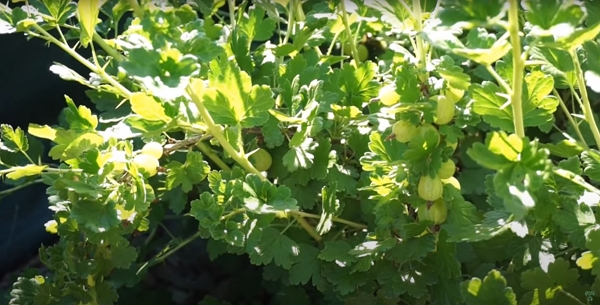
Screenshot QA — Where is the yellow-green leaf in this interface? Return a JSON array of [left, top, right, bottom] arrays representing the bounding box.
[[44, 220, 58, 234], [487, 132, 522, 162], [28, 124, 57, 141], [547, 22, 600, 51], [453, 40, 511, 66], [77, 0, 104, 47], [34, 275, 46, 284], [268, 109, 305, 124], [48, 131, 105, 161], [130, 92, 171, 122], [6, 164, 47, 180], [1, 124, 28, 152]]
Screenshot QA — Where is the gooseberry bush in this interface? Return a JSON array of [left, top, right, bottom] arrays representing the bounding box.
[[3, 0, 600, 304]]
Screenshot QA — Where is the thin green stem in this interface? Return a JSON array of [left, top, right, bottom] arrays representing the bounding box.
[[29, 23, 132, 99], [92, 32, 125, 62], [0, 179, 44, 197], [279, 218, 298, 235], [137, 231, 203, 273], [42, 18, 124, 62], [20, 151, 36, 165], [485, 64, 512, 94], [330, 227, 348, 241], [553, 88, 588, 149], [44, 167, 83, 173], [558, 290, 587, 305], [227, 0, 236, 29], [220, 208, 247, 221], [55, 25, 68, 45], [412, 0, 428, 81], [570, 49, 600, 148], [283, 0, 295, 45], [187, 87, 263, 177], [553, 246, 577, 257], [554, 168, 600, 195], [407, 36, 419, 57], [292, 216, 322, 242], [568, 84, 586, 111], [339, 0, 360, 66], [143, 226, 159, 247], [353, 21, 363, 42], [293, 211, 368, 229], [293, 0, 305, 22], [90, 38, 101, 68], [313, 47, 323, 56], [507, 0, 526, 138], [196, 141, 231, 171], [158, 222, 176, 240]]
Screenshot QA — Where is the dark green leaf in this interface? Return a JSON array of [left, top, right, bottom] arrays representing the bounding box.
[[461, 270, 517, 305], [248, 227, 300, 269]]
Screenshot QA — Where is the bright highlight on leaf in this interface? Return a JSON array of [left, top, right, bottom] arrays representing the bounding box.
[[77, 0, 104, 47], [6, 164, 47, 180], [129, 92, 171, 122]]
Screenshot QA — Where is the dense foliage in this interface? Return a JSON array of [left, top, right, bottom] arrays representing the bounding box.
[[2, 0, 600, 304]]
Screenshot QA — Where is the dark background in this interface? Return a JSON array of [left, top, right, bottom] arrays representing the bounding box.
[[0, 31, 92, 277]]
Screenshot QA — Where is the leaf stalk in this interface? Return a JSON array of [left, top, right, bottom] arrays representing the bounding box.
[[570, 49, 600, 148], [507, 0, 526, 138], [29, 23, 132, 100]]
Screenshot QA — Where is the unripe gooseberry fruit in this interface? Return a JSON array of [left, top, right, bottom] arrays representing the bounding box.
[[249, 148, 273, 172], [344, 42, 369, 62], [416, 123, 441, 148], [357, 44, 369, 62], [133, 153, 159, 177], [438, 159, 456, 179], [379, 84, 401, 106], [141, 142, 164, 159], [392, 120, 418, 143], [418, 199, 448, 225], [418, 175, 444, 201], [432, 95, 455, 125], [343, 41, 352, 55], [447, 140, 458, 152], [442, 176, 461, 191], [444, 86, 465, 103]]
